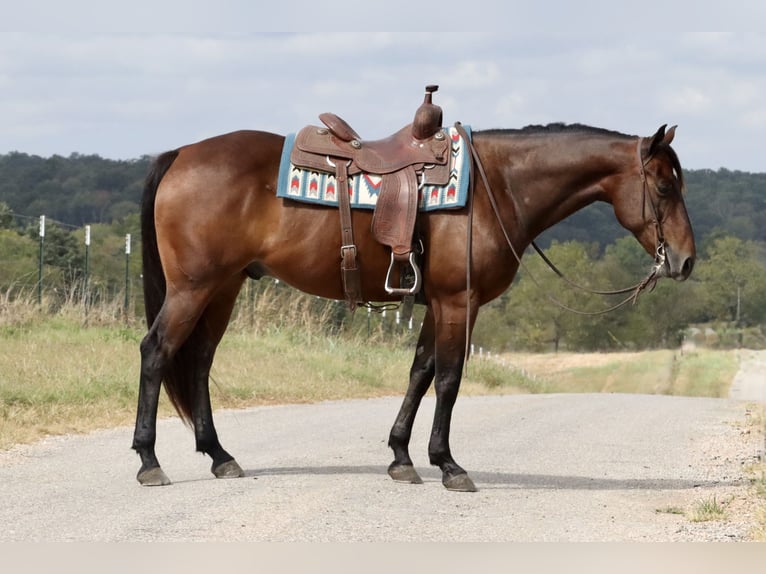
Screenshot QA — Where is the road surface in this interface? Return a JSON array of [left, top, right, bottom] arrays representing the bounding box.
[[0, 354, 763, 542]]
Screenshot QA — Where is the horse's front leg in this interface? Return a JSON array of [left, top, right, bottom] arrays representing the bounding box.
[[387, 308, 436, 484], [428, 298, 477, 492]]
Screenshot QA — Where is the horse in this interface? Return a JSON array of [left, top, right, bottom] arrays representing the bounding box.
[[132, 121, 695, 491]]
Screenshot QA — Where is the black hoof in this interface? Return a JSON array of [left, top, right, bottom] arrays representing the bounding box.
[[137, 467, 171, 486], [388, 463, 424, 484], [213, 459, 245, 479], [443, 473, 477, 492]]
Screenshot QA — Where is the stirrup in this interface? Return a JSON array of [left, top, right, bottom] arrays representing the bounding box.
[[384, 252, 422, 296]]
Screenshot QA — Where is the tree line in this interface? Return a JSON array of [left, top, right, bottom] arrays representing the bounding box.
[[1, 152, 765, 247], [471, 236, 766, 352], [0, 151, 764, 350]]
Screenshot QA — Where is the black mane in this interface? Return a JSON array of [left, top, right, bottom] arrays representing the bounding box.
[[477, 123, 635, 139], [476, 123, 686, 191]]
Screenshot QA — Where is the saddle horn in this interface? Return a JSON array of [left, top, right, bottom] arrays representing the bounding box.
[[412, 85, 443, 140]]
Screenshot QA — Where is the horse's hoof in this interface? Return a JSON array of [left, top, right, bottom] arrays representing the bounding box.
[[213, 459, 244, 479], [388, 463, 424, 484], [137, 467, 171, 486], [443, 473, 477, 492]]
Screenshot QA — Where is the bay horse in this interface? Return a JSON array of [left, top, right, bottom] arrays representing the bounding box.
[[133, 122, 695, 491]]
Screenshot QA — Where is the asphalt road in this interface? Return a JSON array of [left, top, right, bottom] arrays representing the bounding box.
[[1, 355, 764, 542]]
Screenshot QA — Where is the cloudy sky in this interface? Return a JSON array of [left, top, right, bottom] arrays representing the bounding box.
[[2, 3, 765, 172]]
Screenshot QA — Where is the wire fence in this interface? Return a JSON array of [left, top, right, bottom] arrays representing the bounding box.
[[0, 212, 450, 346], [1, 211, 140, 320]]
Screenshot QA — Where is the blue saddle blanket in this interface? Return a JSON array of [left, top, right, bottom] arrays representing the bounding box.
[[276, 125, 471, 211]]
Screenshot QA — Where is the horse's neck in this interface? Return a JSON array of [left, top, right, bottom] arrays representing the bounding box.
[[487, 133, 629, 239]]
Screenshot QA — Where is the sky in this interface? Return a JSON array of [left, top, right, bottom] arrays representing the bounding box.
[[2, 3, 765, 172]]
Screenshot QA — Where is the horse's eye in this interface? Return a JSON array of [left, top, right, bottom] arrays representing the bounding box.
[[656, 182, 672, 196]]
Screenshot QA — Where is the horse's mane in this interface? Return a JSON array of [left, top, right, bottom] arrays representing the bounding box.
[[476, 123, 635, 139], [476, 123, 686, 192]]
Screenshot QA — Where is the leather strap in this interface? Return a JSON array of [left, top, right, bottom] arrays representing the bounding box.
[[454, 122, 474, 368], [334, 158, 362, 309]]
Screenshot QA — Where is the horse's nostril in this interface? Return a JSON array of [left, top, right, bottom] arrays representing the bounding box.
[[680, 256, 695, 279]]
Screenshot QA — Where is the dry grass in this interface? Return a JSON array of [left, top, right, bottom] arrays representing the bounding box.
[[687, 495, 728, 523], [498, 349, 738, 397], [0, 318, 148, 448], [740, 405, 766, 540], [0, 292, 745, 451], [0, 300, 536, 449]]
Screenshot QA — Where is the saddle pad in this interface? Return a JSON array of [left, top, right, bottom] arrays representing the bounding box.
[[276, 125, 471, 211]]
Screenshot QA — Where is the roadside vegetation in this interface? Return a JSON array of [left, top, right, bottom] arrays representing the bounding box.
[[1, 288, 762, 539], [0, 285, 743, 451]]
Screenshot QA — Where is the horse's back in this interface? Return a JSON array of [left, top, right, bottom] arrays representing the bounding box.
[[173, 129, 284, 170]]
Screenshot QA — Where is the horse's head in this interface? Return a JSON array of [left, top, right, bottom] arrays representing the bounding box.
[[610, 125, 695, 281]]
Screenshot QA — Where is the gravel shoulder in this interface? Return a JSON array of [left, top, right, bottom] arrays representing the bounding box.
[[1, 354, 764, 542]]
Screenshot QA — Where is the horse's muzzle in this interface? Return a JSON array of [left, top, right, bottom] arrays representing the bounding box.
[[664, 248, 695, 281]]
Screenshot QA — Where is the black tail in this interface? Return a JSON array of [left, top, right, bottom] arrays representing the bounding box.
[[141, 150, 197, 425], [141, 150, 178, 329]]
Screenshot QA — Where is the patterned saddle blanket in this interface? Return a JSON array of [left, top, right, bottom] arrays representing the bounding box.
[[276, 125, 471, 211]]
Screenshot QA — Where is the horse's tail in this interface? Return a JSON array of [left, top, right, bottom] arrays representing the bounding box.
[[141, 150, 196, 425], [141, 150, 177, 329]]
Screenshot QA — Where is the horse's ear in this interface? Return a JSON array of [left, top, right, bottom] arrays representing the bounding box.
[[663, 125, 677, 145], [647, 124, 668, 157]]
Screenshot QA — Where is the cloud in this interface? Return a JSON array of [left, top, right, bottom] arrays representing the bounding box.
[[0, 28, 764, 171], [660, 87, 713, 116]]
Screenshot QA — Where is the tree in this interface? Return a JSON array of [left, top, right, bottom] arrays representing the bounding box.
[[597, 237, 704, 348], [0, 202, 13, 229], [694, 236, 766, 326], [0, 229, 37, 292], [500, 241, 610, 352]]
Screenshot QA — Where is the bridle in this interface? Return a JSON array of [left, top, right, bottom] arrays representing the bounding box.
[[456, 123, 670, 322], [636, 136, 668, 282]]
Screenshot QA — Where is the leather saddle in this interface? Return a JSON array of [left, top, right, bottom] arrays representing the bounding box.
[[290, 85, 450, 308]]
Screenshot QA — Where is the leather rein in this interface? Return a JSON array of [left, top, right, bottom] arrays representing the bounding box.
[[455, 123, 668, 322]]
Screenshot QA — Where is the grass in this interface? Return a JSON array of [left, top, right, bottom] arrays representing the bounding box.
[[740, 405, 766, 540], [688, 496, 727, 523], [497, 349, 738, 397], [3, 300, 764, 535], [0, 293, 747, 450], [0, 306, 545, 449], [745, 463, 766, 541], [0, 317, 145, 448]]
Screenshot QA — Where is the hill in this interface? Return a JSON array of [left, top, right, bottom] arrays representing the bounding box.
[[1, 152, 763, 249]]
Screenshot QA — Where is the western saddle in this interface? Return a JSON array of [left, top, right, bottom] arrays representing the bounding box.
[[291, 85, 451, 310]]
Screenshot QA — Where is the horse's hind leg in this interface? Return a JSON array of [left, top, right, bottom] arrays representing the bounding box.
[[190, 275, 247, 479], [133, 284, 230, 486], [133, 321, 173, 486], [133, 294, 207, 486], [387, 308, 436, 484]]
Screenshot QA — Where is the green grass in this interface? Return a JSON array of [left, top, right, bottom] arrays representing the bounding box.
[[0, 307, 744, 451], [499, 349, 738, 397], [688, 496, 727, 523], [669, 350, 739, 397], [0, 312, 542, 449]]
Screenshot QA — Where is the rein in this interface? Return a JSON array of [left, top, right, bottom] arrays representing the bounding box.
[[456, 123, 667, 318]]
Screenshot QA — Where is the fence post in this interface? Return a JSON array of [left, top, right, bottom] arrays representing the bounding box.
[[84, 225, 91, 317], [124, 233, 131, 316], [37, 215, 45, 305]]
